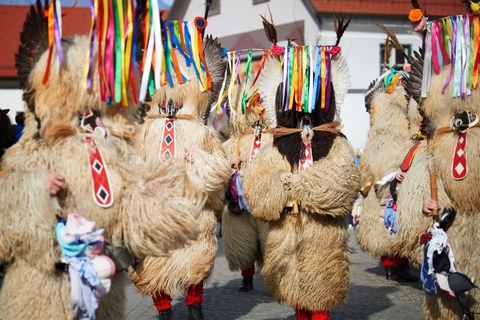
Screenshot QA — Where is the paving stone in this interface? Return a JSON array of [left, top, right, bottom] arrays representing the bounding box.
[[125, 226, 423, 320]]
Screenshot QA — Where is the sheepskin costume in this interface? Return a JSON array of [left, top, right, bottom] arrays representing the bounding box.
[[128, 32, 230, 316], [221, 57, 279, 290], [356, 80, 413, 258], [401, 13, 480, 319], [241, 51, 359, 317], [0, 3, 203, 319]]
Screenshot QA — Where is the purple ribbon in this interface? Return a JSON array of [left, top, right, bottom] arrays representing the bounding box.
[[442, 16, 457, 94], [53, 2, 63, 61]]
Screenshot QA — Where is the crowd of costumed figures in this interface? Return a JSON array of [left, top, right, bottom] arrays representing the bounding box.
[[0, 0, 479, 320]]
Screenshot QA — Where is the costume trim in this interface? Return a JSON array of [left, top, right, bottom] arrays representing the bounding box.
[[452, 132, 468, 180], [160, 118, 176, 159], [400, 141, 422, 172]]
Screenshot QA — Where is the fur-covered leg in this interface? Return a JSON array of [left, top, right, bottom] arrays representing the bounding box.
[[97, 272, 126, 320], [222, 207, 260, 271], [424, 291, 464, 320], [0, 262, 70, 319]]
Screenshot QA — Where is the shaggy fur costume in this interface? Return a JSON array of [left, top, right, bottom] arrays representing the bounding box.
[[406, 65, 480, 319], [221, 76, 277, 272], [129, 36, 230, 297], [0, 6, 203, 318], [356, 85, 418, 257], [241, 56, 359, 311]]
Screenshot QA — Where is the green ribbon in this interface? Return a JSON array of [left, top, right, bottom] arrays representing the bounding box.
[[173, 20, 181, 47], [302, 46, 309, 112], [113, 0, 123, 103], [148, 70, 155, 97], [468, 17, 474, 90], [241, 49, 253, 114], [442, 18, 451, 59], [288, 45, 294, 109]]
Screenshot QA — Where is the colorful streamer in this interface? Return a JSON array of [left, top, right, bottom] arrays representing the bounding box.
[[279, 44, 334, 112], [421, 14, 480, 99], [42, 0, 63, 84], [85, 0, 213, 106]]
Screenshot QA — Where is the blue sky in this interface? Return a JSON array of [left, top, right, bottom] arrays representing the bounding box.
[[0, 0, 173, 9]]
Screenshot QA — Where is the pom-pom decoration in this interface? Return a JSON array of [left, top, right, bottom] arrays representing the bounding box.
[[409, 8, 423, 22]]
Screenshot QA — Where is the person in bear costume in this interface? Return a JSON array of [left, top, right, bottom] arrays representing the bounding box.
[[221, 54, 278, 293], [240, 20, 360, 319], [128, 13, 230, 320], [0, 2, 203, 319]]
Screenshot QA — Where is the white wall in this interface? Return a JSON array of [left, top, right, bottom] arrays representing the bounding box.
[[340, 93, 369, 151], [184, 0, 320, 46], [0, 89, 24, 123], [319, 28, 422, 149]]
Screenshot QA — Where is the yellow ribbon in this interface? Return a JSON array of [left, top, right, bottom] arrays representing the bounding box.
[[123, 0, 134, 103], [473, 16, 480, 89], [321, 47, 326, 109]]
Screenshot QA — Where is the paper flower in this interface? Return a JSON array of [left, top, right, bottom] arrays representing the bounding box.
[[330, 46, 341, 56], [408, 9, 423, 22], [271, 44, 284, 56]]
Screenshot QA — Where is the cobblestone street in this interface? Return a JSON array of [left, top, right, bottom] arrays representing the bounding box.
[[126, 227, 424, 320]]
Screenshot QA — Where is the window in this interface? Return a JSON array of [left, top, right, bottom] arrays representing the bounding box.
[[253, 0, 270, 4], [209, 0, 220, 16], [379, 43, 412, 75]]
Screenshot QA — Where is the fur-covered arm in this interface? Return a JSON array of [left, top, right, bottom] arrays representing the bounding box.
[[242, 147, 288, 221], [285, 137, 360, 217], [0, 170, 59, 268], [222, 137, 235, 159], [186, 128, 231, 211], [116, 163, 204, 259]]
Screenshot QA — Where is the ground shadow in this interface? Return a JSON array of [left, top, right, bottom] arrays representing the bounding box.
[[363, 263, 423, 291], [333, 284, 398, 319], [171, 277, 294, 320]]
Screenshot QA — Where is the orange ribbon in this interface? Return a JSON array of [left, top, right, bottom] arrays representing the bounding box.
[[42, 2, 55, 84]]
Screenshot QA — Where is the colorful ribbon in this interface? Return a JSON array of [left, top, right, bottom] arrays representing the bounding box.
[[42, 0, 63, 85]]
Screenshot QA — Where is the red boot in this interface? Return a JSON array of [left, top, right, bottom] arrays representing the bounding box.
[[153, 293, 172, 320], [295, 307, 311, 320], [311, 310, 330, 320], [186, 283, 204, 320], [239, 265, 255, 292]]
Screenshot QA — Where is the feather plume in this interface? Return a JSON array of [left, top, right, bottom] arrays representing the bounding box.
[[383, 36, 392, 67], [333, 12, 351, 46], [404, 48, 435, 137], [260, 7, 278, 44], [15, 0, 49, 116], [374, 23, 412, 64], [364, 79, 383, 113], [201, 35, 227, 124], [404, 49, 423, 105], [410, 0, 421, 9], [461, 0, 473, 13]]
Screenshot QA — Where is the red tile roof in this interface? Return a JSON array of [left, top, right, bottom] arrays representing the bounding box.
[[0, 6, 169, 80], [0, 5, 91, 78], [310, 0, 468, 17]]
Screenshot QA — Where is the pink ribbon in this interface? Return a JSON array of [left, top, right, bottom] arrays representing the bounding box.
[[431, 21, 441, 74]]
